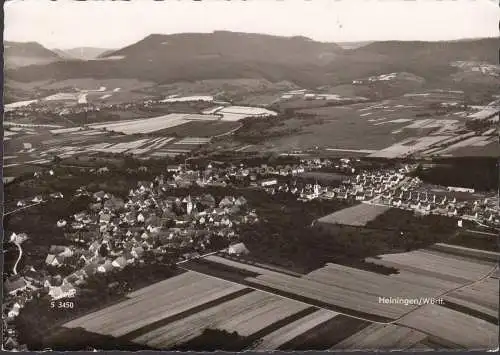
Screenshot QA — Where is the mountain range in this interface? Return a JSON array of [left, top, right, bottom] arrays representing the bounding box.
[[4, 32, 499, 90]]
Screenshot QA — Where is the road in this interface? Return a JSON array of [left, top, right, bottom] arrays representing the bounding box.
[[12, 242, 23, 275], [4, 201, 43, 216]]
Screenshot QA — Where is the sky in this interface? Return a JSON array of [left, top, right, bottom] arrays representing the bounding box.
[[4, 0, 499, 49]]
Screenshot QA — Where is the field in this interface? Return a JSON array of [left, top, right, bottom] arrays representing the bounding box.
[[182, 249, 498, 350], [240, 90, 497, 157], [64, 272, 248, 338], [444, 276, 499, 319], [331, 324, 427, 350], [316, 203, 391, 226], [369, 135, 451, 158], [250, 309, 337, 350], [87, 114, 220, 134], [53, 240, 499, 351], [158, 121, 241, 137], [131, 290, 310, 349], [218, 106, 278, 121], [366, 249, 497, 283], [397, 304, 498, 349]]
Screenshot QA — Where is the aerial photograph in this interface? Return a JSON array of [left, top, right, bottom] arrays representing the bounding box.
[[2, 0, 499, 351]]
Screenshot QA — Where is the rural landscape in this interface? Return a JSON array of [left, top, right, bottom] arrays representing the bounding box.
[[2, 1, 499, 352]]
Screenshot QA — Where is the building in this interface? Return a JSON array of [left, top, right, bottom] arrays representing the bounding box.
[[227, 243, 250, 256], [4, 276, 28, 295], [259, 178, 278, 187], [97, 260, 114, 273], [112, 256, 127, 269], [447, 186, 475, 193], [49, 283, 77, 300]]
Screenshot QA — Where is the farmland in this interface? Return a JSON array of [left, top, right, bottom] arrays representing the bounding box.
[[131, 290, 310, 348], [178, 246, 498, 350], [397, 304, 498, 349], [64, 271, 249, 338], [316, 203, 391, 227], [366, 249, 497, 283], [236, 88, 497, 158], [331, 324, 427, 350], [87, 113, 221, 134], [27, 239, 500, 351], [157, 120, 241, 137], [249, 309, 337, 350]]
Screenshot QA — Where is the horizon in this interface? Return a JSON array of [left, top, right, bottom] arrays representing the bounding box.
[[4, 0, 498, 49], [5, 31, 498, 51]]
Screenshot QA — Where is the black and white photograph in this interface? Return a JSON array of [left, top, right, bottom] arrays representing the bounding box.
[[2, 0, 499, 352]]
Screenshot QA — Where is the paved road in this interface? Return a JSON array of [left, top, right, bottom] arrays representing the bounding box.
[[4, 201, 43, 216]]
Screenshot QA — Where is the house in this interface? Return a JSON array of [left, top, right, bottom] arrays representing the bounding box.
[[104, 197, 125, 210], [3, 337, 18, 350], [123, 251, 135, 264], [227, 243, 250, 256], [82, 263, 98, 277], [32, 195, 43, 203], [167, 165, 182, 172], [131, 246, 144, 259], [8, 303, 22, 318], [97, 260, 114, 273], [112, 256, 127, 269], [10, 232, 28, 244], [49, 245, 73, 257], [4, 276, 28, 295], [49, 283, 77, 300], [45, 254, 64, 267], [50, 192, 64, 199], [259, 178, 278, 187], [100, 214, 111, 224], [74, 212, 86, 221], [24, 268, 44, 285], [235, 196, 247, 207], [97, 166, 110, 174], [93, 190, 107, 201], [89, 241, 101, 255]]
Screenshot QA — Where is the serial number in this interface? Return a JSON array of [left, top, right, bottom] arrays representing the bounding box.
[[50, 301, 75, 309]]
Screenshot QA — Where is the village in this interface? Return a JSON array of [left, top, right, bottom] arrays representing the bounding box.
[[3, 154, 499, 350]]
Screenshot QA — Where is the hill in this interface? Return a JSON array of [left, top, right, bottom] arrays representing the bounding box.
[[324, 38, 499, 84], [4, 34, 498, 92], [4, 41, 63, 69], [101, 32, 343, 64], [5, 32, 342, 87]]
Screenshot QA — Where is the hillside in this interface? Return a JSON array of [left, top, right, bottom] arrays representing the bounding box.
[[4, 41, 63, 69], [101, 32, 343, 64], [4, 34, 498, 92], [324, 38, 499, 84], [5, 32, 341, 87]]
